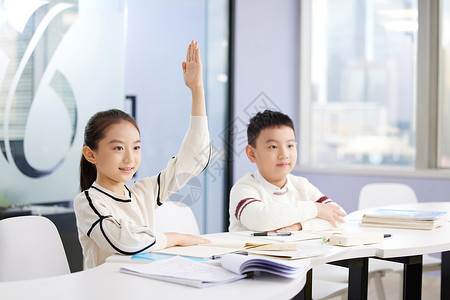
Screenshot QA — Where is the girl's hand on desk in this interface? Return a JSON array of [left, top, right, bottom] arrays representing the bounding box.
[[164, 232, 211, 247], [315, 203, 347, 227]]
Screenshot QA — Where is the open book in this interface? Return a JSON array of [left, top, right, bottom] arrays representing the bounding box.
[[120, 255, 246, 288], [361, 209, 448, 230], [120, 253, 310, 288], [221, 253, 310, 278]]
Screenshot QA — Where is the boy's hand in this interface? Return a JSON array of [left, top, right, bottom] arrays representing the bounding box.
[[315, 203, 346, 227], [271, 222, 302, 233], [182, 40, 203, 90]]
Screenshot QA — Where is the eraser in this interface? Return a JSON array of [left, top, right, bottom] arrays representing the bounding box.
[[329, 232, 384, 247]]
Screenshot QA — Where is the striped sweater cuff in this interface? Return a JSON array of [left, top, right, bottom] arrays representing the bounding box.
[[316, 196, 334, 204]]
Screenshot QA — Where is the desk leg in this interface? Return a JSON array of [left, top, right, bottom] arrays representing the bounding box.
[[442, 251, 450, 300], [330, 257, 369, 300], [382, 255, 422, 300], [293, 269, 312, 300]]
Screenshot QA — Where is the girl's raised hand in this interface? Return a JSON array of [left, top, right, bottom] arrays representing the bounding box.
[[182, 40, 203, 90]]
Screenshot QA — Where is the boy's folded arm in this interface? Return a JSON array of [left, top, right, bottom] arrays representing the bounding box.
[[300, 218, 340, 231], [229, 177, 347, 232], [233, 197, 318, 232]]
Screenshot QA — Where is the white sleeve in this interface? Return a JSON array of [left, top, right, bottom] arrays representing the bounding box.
[[74, 192, 167, 256], [155, 116, 210, 206]]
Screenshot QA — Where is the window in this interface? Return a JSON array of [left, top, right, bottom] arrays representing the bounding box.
[[300, 0, 448, 172], [439, 0, 450, 168], [301, 0, 417, 168]]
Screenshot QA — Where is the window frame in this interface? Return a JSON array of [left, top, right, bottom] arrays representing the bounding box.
[[297, 0, 450, 179]]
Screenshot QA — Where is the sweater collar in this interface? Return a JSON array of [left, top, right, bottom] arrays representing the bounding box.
[[253, 170, 291, 195], [91, 182, 132, 201]]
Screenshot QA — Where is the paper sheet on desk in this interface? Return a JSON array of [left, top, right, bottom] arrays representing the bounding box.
[[248, 248, 326, 260], [132, 253, 210, 261], [231, 231, 324, 242], [120, 256, 246, 288], [152, 237, 249, 258]]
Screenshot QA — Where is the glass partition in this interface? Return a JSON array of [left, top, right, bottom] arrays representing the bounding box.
[[0, 0, 126, 206]]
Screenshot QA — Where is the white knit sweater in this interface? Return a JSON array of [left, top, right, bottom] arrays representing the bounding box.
[[74, 116, 210, 268], [229, 172, 344, 232]]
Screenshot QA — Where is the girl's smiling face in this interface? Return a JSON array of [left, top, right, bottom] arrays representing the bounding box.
[[88, 120, 141, 194]]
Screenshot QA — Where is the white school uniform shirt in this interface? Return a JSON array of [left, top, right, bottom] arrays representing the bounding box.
[[74, 116, 210, 268], [229, 170, 344, 232]]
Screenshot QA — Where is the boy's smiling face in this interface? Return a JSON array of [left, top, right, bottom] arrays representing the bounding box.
[[245, 125, 297, 188]]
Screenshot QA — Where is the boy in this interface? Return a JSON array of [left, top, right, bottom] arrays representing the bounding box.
[[229, 110, 346, 232]]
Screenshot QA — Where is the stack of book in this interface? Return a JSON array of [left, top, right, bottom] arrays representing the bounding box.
[[361, 208, 448, 230]]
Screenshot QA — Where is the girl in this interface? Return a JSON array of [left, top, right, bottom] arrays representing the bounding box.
[[74, 41, 210, 268]]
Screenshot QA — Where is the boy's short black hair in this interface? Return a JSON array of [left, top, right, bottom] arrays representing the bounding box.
[[247, 110, 295, 147]]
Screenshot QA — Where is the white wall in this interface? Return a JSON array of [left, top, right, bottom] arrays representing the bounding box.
[[125, 0, 209, 229], [232, 0, 300, 181], [125, 0, 230, 233]]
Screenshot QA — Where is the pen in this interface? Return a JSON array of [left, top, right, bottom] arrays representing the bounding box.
[[252, 232, 292, 236], [211, 251, 248, 260]]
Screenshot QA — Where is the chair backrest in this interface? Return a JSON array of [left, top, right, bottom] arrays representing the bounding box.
[[154, 201, 200, 235], [0, 215, 70, 282], [358, 183, 418, 210]]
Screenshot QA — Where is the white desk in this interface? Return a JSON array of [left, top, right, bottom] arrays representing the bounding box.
[[294, 202, 450, 300], [2, 202, 449, 300], [340, 202, 450, 300], [345, 202, 450, 258], [0, 259, 306, 300]]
